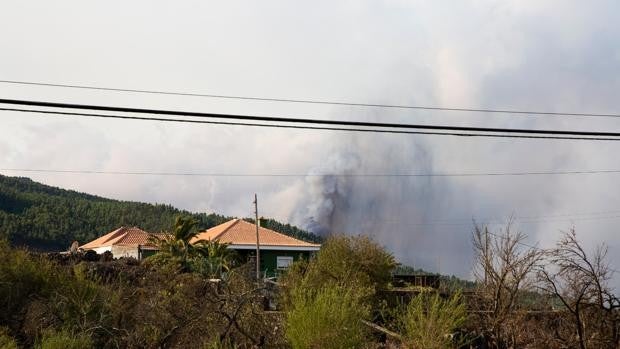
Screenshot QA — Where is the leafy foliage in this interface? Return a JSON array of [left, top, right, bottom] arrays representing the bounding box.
[[193, 239, 239, 278], [0, 240, 115, 347], [283, 234, 396, 295], [0, 241, 285, 348], [52, 264, 115, 334], [282, 235, 395, 348], [398, 290, 467, 349], [148, 216, 201, 272], [0, 327, 17, 349], [35, 330, 92, 349], [148, 217, 239, 278], [286, 283, 371, 349], [0, 240, 61, 323]]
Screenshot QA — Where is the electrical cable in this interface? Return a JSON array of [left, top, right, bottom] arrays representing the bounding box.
[[1, 79, 619, 119], [3, 167, 620, 178], [3, 100, 620, 141]]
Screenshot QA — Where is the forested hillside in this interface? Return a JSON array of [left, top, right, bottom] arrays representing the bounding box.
[[0, 174, 320, 250]]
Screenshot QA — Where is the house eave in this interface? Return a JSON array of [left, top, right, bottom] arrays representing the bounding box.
[[227, 244, 320, 251]]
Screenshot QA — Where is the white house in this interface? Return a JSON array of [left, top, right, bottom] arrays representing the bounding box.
[[80, 226, 162, 259]]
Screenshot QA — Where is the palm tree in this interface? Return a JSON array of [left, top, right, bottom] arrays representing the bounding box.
[[194, 239, 238, 278], [149, 216, 199, 271]]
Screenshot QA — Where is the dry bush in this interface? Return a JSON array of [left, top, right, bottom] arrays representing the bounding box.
[[111, 262, 285, 348], [0, 240, 287, 348], [538, 229, 620, 349], [470, 223, 543, 348]]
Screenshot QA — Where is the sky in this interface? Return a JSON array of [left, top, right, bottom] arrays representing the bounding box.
[[1, 1, 620, 281]]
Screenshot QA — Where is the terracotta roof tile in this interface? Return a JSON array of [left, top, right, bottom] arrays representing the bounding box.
[[81, 227, 164, 250], [191, 219, 321, 249]]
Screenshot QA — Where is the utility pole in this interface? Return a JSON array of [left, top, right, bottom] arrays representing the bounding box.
[[253, 193, 261, 280], [484, 227, 489, 285]]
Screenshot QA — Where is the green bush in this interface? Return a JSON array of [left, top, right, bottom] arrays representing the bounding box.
[[0, 241, 283, 348], [398, 290, 467, 349], [0, 327, 18, 349], [0, 240, 62, 323], [286, 283, 370, 349], [309, 235, 396, 290], [52, 264, 114, 334], [281, 235, 396, 309], [35, 329, 92, 349], [0, 241, 116, 347]]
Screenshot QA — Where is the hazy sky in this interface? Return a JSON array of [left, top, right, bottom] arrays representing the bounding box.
[[1, 1, 620, 281]]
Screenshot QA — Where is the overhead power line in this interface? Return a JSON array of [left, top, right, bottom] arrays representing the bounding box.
[[1, 79, 619, 119], [402, 214, 620, 227], [0, 106, 545, 139], [382, 208, 620, 224], [3, 107, 620, 141], [2, 99, 620, 141], [3, 168, 620, 178]]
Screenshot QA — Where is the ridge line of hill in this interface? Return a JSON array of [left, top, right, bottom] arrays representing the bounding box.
[[0, 174, 322, 250]]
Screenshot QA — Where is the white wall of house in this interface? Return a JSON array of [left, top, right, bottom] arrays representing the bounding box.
[[111, 245, 140, 259], [90, 246, 111, 255]]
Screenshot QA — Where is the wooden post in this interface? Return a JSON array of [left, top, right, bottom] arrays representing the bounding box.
[[254, 193, 261, 280]]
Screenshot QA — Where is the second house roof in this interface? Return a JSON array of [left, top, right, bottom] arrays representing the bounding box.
[[191, 218, 321, 251]]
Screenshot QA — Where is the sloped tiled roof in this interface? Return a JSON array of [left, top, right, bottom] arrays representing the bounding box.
[[81, 227, 164, 250], [191, 219, 321, 250]]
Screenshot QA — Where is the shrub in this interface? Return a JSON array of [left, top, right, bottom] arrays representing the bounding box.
[[0, 240, 62, 323], [286, 283, 371, 349], [311, 235, 396, 290], [398, 290, 467, 349], [281, 235, 396, 308], [52, 264, 114, 335], [35, 329, 92, 349], [0, 327, 17, 349]]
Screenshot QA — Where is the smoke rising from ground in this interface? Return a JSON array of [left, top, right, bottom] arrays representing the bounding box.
[[284, 135, 477, 274], [1, 1, 620, 281]]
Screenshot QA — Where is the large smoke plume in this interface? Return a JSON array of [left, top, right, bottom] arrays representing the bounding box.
[[287, 135, 480, 275]]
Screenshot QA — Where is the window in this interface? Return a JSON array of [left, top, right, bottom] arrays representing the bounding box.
[[276, 256, 294, 270]]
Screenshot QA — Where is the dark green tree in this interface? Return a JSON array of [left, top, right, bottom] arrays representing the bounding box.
[[149, 216, 200, 272], [194, 239, 238, 278]]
